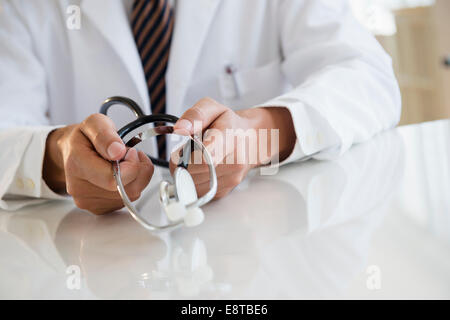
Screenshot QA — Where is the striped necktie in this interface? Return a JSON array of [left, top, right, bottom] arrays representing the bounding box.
[[131, 0, 174, 160]]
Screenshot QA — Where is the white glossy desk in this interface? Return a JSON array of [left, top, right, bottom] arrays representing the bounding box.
[[1, 120, 449, 299]]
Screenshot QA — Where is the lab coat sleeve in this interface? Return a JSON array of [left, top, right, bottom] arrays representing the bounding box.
[[258, 0, 401, 164], [0, 1, 66, 210]]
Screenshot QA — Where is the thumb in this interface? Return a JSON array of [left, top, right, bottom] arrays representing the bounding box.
[[80, 113, 126, 161], [173, 98, 228, 136]]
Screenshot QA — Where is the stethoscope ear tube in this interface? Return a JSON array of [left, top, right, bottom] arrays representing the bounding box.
[[99, 96, 179, 168], [100, 96, 146, 118]]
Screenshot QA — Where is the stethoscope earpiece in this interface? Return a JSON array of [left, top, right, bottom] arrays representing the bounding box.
[[100, 97, 217, 232]]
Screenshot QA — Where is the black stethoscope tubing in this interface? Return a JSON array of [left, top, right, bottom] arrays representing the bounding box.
[[100, 96, 180, 168]]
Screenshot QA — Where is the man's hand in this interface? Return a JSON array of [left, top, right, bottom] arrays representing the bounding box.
[[43, 113, 154, 215], [172, 98, 296, 199]]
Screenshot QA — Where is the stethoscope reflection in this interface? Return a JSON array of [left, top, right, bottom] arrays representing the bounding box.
[[137, 237, 217, 297], [51, 173, 307, 299], [0, 201, 76, 298], [0, 129, 405, 299], [55, 208, 218, 299], [167, 130, 405, 299]]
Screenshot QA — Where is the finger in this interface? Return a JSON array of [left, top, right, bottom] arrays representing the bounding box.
[[194, 178, 234, 199], [65, 142, 118, 192], [66, 176, 123, 200], [188, 163, 235, 185], [71, 152, 154, 213], [137, 149, 153, 166], [194, 172, 244, 198], [168, 144, 205, 174], [194, 180, 210, 198], [118, 148, 142, 186], [131, 150, 154, 193], [202, 131, 234, 166], [79, 113, 127, 161], [68, 146, 141, 191], [185, 142, 233, 173], [88, 152, 153, 201], [173, 98, 228, 136], [203, 119, 260, 168]]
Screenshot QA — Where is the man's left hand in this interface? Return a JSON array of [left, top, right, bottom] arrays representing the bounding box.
[[172, 98, 296, 199]]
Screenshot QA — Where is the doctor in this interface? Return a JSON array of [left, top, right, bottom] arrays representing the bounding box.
[[0, 0, 401, 214]]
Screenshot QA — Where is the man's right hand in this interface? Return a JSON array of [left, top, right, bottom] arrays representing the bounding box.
[[43, 113, 154, 215]]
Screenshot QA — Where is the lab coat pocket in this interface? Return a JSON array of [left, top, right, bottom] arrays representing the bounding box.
[[218, 60, 288, 108]]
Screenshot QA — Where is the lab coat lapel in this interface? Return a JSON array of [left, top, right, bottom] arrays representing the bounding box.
[[167, 0, 221, 114], [80, 0, 150, 109]]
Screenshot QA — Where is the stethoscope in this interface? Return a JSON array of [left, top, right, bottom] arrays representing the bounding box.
[[100, 96, 217, 233]]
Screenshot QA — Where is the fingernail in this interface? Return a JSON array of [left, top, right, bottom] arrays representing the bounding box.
[[125, 148, 139, 162], [174, 119, 193, 135], [107, 141, 125, 159]]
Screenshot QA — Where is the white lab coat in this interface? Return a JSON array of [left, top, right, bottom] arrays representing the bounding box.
[[0, 0, 401, 210]]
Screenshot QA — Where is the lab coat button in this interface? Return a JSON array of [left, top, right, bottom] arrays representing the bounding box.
[[316, 132, 323, 145], [24, 178, 35, 190], [306, 134, 313, 146], [16, 178, 24, 190]]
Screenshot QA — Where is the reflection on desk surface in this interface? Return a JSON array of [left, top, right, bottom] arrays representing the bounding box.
[[0, 120, 449, 299]]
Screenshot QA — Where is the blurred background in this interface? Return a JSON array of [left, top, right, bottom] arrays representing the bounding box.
[[350, 0, 450, 125], [349, 2, 450, 289]]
